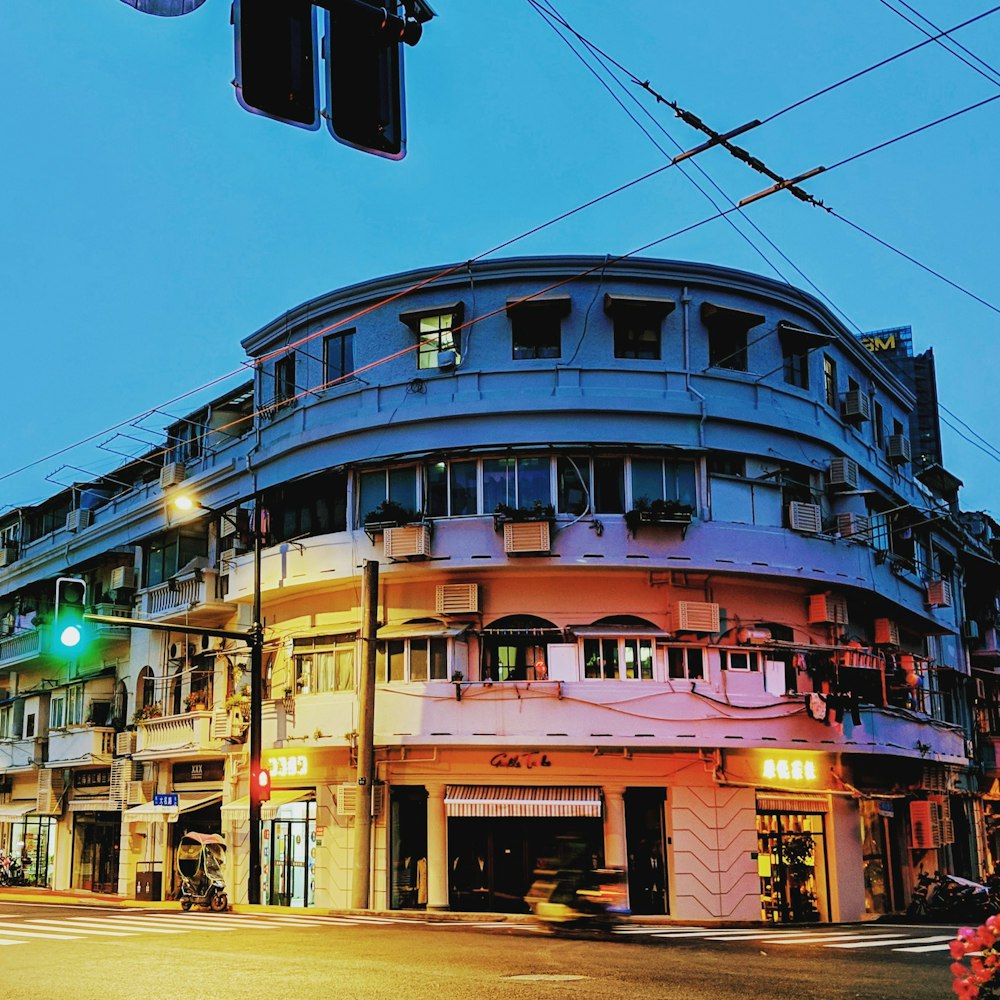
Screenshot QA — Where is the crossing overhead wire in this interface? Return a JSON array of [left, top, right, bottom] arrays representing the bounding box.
[[876, 0, 1000, 89]]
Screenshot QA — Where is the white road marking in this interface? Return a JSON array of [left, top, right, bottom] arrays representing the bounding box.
[[825, 936, 921, 949], [27, 919, 138, 937]]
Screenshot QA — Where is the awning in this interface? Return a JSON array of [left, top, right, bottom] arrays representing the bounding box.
[[568, 625, 673, 638], [603, 293, 675, 318], [220, 789, 313, 822], [124, 791, 221, 824], [701, 301, 765, 330], [505, 295, 571, 316], [445, 785, 603, 818], [68, 799, 116, 813], [398, 302, 464, 330], [776, 319, 836, 349], [377, 621, 469, 640], [0, 802, 36, 821], [756, 794, 828, 814]]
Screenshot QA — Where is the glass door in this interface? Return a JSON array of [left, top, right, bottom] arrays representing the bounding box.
[[757, 811, 829, 923], [266, 800, 315, 907]]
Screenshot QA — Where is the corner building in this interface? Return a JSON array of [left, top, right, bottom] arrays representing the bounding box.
[[1, 255, 992, 924]]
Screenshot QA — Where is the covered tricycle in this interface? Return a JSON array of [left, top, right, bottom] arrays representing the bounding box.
[[176, 832, 228, 912]]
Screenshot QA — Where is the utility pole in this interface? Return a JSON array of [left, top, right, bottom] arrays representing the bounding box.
[[248, 496, 264, 905], [351, 558, 379, 909]]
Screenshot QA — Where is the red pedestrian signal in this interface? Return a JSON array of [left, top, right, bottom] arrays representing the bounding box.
[[254, 767, 272, 803]]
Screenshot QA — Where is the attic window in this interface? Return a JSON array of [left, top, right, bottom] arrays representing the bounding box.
[[702, 302, 764, 373], [400, 303, 465, 370], [604, 294, 675, 360], [506, 297, 571, 360]]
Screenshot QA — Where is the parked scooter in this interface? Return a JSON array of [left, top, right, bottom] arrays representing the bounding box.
[[176, 832, 228, 912], [907, 870, 998, 922]]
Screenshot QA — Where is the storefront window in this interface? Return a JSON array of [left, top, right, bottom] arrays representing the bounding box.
[[390, 787, 428, 909], [859, 799, 890, 915], [757, 808, 829, 923]]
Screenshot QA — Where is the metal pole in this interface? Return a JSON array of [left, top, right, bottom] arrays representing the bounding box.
[[351, 558, 379, 909], [248, 495, 264, 905]]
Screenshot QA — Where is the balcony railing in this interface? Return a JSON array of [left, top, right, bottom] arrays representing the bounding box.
[[0, 737, 44, 771], [0, 625, 51, 672], [46, 726, 116, 765], [138, 568, 235, 626], [134, 710, 215, 756]]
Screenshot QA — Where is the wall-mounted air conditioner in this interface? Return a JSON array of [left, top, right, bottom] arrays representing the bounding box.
[[964, 620, 981, 641], [886, 435, 911, 466], [110, 566, 135, 592], [437, 349, 459, 371], [841, 390, 871, 423], [384, 524, 431, 560], [159, 462, 187, 489], [836, 513, 870, 542], [65, 509, 93, 532], [807, 592, 849, 625], [503, 521, 550, 555], [436, 584, 480, 615], [873, 617, 900, 646], [219, 549, 238, 571], [827, 457, 860, 491], [926, 578, 953, 608], [909, 800, 941, 849], [115, 731, 137, 757], [0, 544, 17, 568], [788, 501, 823, 534], [36, 769, 65, 816], [676, 601, 721, 633], [336, 782, 385, 818]]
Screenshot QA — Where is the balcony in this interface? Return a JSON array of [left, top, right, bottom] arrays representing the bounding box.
[[0, 737, 44, 772], [134, 709, 218, 759], [138, 565, 235, 626], [46, 726, 116, 766], [0, 625, 53, 673]]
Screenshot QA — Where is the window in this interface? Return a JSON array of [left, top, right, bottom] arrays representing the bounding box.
[[631, 458, 697, 508], [593, 458, 625, 514], [607, 299, 674, 360], [65, 685, 84, 726], [50, 694, 65, 729], [137, 665, 156, 710], [144, 528, 208, 589], [557, 456, 589, 515], [0, 704, 9, 739], [872, 400, 885, 449], [702, 302, 763, 373], [265, 471, 347, 541], [357, 466, 418, 523], [707, 453, 746, 478], [509, 299, 569, 360], [324, 329, 355, 385], [667, 646, 705, 680], [274, 354, 296, 404], [782, 340, 809, 389], [293, 635, 356, 694], [427, 460, 478, 517], [377, 637, 449, 683], [482, 616, 557, 682], [483, 456, 552, 513], [823, 356, 838, 409], [415, 313, 460, 369], [720, 649, 760, 671], [583, 637, 655, 679], [869, 511, 890, 552]]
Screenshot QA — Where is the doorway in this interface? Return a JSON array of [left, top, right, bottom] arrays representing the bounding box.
[[625, 788, 667, 914], [265, 800, 315, 907], [74, 814, 120, 893], [757, 809, 830, 923]]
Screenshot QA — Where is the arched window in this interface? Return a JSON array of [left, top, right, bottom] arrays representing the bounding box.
[[481, 615, 561, 682], [136, 666, 156, 710]]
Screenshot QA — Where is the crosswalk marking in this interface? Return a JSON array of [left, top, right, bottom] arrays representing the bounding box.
[[0, 922, 83, 940], [27, 919, 138, 937], [826, 936, 921, 949], [891, 935, 957, 953], [0, 939, 27, 947]]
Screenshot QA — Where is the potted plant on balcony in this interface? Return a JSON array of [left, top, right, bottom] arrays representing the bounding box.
[[363, 500, 420, 539], [184, 689, 210, 712], [624, 497, 694, 538], [132, 704, 163, 724], [493, 501, 555, 530]]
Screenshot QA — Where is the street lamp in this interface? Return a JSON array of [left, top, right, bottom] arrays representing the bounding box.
[[171, 492, 265, 905]]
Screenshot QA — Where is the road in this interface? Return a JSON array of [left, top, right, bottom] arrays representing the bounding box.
[[0, 902, 959, 1000]]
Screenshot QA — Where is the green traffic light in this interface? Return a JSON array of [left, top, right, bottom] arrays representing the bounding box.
[[60, 625, 82, 648]]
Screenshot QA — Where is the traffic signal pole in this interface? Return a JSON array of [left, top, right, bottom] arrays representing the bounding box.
[[248, 497, 264, 905]]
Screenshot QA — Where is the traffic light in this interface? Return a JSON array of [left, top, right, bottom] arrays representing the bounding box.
[[324, 1, 421, 159], [253, 766, 272, 803], [54, 577, 87, 651], [234, 0, 321, 130]]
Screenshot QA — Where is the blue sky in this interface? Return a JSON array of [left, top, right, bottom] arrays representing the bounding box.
[[1, 1, 998, 514]]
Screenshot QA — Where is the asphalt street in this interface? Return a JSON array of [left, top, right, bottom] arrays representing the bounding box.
[[0, 903, 958, 1000]]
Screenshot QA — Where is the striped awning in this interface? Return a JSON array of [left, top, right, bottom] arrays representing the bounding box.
[[221, 789, 313, 822], [756, 794, 828, 814], [0, 802, 36, 821], [445, 785, 603, 818]]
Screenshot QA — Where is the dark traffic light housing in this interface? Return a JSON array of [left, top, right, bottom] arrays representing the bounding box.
[[54, 577, 88, 651], [252, 766, 272, 803]]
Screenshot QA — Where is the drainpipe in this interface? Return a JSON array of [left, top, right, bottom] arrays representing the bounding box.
[[682, 287, 707, 448]]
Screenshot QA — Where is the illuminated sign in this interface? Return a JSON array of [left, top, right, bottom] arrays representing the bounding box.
[[762, 757, 818, 782], [265, 752, 309, 779], [490, 751, 552, 769], [860, 334, 896, 354]]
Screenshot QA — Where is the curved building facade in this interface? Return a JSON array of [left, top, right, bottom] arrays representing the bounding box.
[[0, 255, 992, 924]]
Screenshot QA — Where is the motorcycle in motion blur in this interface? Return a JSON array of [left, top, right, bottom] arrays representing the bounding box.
[[176, 832, 228, 912]]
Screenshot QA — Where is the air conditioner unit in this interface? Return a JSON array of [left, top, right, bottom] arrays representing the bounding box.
[[836, 512, 870, 542], [926, 579, 953, 608], [437, 349, 459, 371], [676, 601, 721, 633], [110, 566, 135, 592], [827, 457, 860, 491], [930, 794, 954, 845], [126, 779, 156, 807], [841, 389, 871, 423], [219, 508, 248, 539], [219, 548, 238, 571], [886, 435, 911, 465], [436, 584, 480, 615], [0, 544, 17, 568], [909, 800, 941, 849], [873, 617, 900, 646], [807, 592, 849, 625], [336, 782, 385, 818], [788, 501, 823, 534], [115, 730, 137, 757], [503, 520, 551, 555], [964, 620, 981, 641], [384, 524, 431, 560], [159, 462, 187, 489], [65, 508, 93, 532]]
